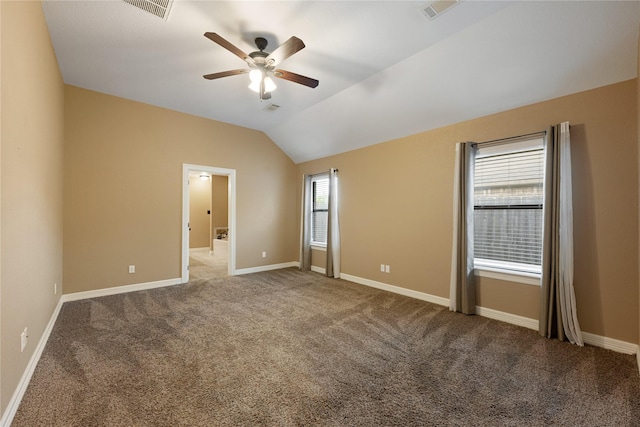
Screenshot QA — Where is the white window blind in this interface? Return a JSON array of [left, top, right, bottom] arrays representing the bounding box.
[[474, 138, 544, 273], [311, 175, 329, 245]]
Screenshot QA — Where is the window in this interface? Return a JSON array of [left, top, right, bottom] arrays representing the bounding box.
[[473, 136, 544, 277], [311, 174, 329, 246]]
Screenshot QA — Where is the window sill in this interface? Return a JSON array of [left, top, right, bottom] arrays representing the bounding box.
[[311, 244, 326, 251], [474, 267, 540, 286]]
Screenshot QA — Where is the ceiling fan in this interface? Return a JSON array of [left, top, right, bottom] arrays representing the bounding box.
[[203, 32, 319, 101]]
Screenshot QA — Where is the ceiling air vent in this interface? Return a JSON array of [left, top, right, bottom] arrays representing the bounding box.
[[265, 104, 281, 112], [421, 0, 459, 20], [122, 0, 174, 21]]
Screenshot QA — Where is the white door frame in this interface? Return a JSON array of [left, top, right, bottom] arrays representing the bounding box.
[[182, 163, 236, 282]]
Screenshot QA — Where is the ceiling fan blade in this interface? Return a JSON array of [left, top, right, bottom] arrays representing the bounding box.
[[273, 69, 319, 88], [203, 69, 249, 80], [204, 32, 255, 66], [266, 36, 305, 66]]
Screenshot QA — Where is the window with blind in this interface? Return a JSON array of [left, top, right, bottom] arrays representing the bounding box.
[[474, 136, 544, 276], [311, 174, 329, 246]]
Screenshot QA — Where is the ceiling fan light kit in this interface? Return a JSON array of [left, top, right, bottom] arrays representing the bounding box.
[[248, 69, 276, 94], [203, 32, 319, 101]]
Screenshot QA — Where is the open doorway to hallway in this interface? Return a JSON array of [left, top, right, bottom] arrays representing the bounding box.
[[188, 172, 229, 279], [182, 164, 236, 283]]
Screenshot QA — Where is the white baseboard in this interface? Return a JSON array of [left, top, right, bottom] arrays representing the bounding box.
[[340, 273, 449, 307], [0, 297, 64, 427], [637, 351, 640, 374], [475, 309, 639, 356], [234, 261, 299, 275], [475, 306, 539, 331], [62, 277, 183, 302], [311, 266, 326, 274], [581, 332, 638, 355]]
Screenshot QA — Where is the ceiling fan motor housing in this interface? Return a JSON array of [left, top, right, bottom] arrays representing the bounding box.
[[255, 37, 268, 51], [250, 38, 271, 68]]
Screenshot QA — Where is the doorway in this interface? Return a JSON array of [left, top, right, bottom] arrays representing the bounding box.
[[182, 164, 236, 283]]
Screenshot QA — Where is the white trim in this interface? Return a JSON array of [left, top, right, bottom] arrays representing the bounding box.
[[62, 278, 182, 302], [234, 262, 299, 275], [311, 265, 326, 274], [311, 245, 327, 252], [637, 350, 640, 375], [182, 164, 236, 282], [339, 273, 449, 307], [581, 332, 639, 355], [474, 267, 541, 286], [0, 297, 64, 427], [474, 306, 539, 330]]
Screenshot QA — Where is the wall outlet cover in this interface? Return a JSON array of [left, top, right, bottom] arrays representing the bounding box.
[[20, 327, 28, 352]]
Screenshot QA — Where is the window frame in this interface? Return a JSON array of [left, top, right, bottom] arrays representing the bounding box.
[[310, 173, 329, 248], [472, 135, 545, 285]]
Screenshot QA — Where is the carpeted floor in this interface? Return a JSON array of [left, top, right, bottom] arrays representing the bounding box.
[[188, 248, 228, 280], [12, 269, 640, 426]]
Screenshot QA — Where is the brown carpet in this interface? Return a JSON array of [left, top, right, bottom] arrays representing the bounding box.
[[12, 268, 640, 426]]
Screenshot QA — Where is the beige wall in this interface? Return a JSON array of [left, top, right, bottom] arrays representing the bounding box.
[[189, 176, 211, 249], [637, 28, 640, 349], [63, 86, 298, 293], [298, 79, 639, 344], [211, 175, 229, 240], [1, 0, 64, 417]]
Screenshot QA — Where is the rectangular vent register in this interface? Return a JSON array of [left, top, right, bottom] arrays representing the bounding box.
[[123, 0, 174, 21]]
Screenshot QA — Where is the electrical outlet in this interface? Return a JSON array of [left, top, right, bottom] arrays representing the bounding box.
[[128, 265, 135, 274], [54, 283, 57, 295], [262, 251, 267, 258], [385, 265, 390, 273], [20, 327, 28, 352]]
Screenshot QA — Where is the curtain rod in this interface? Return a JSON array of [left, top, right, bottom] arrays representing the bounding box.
[[475, 130, 547, 148]]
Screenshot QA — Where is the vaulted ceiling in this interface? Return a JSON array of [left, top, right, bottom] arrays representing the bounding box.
[[42, 1, 639, 163]]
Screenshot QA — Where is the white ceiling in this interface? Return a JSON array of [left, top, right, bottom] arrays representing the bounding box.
[[42, 1, 640, 163]]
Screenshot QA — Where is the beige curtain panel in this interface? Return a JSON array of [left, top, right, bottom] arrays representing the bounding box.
[[539, 122, 583, 345], [299, 174, 312, 272], [326, 168, 341, 279], [449, 142, 476, 315]]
